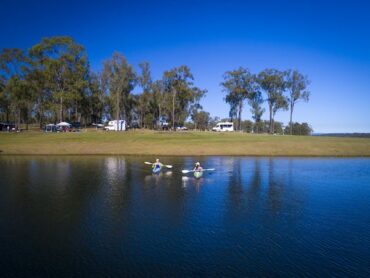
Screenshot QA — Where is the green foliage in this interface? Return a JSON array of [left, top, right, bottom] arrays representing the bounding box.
[[248, 90, 265, 123], [284, 122, 313, 135], [240, 120, 253, 133], [257, 69, 288, 134], [29, 36, 90, 123], [163, 66, 206, 128], [273, 121, 284, 134], [221, 67, 256, 130], [102, 52, 136, 124], [0, 48, 33, 127], [286, 70, 310, 134], [192, 110, 210, 130], [0, 36, 310, 133]]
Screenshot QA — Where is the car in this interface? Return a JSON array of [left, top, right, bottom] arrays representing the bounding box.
[[162, 122, 169, 130], [176, 126, 188, 131]]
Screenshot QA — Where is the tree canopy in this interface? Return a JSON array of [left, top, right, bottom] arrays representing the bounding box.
[[0, 36, 311, 134]]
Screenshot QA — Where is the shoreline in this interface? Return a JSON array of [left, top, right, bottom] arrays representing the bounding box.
[[1, 153, 370, 158], [1, 130, 370, 157]]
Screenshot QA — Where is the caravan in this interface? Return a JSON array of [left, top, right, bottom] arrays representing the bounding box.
[[212, 122, 234, 132], [105, 120, 126, 131]]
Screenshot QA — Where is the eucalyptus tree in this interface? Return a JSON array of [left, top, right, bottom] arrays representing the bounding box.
[[221, 67, 255, 130], [286, 70, 310, 134], [86, 72, 105, 124], [0, 76, 6, 121], [102, 52, 136, 130], [163, 66, 205, 129], [151, 79, 166, 128], [192, 110, 210, 130], [257, 69, 288, 134], [137, 62, 152, 128], [0, 48, 33, 127], [29, 36, 90, 122], [248, 90, 265, 133]]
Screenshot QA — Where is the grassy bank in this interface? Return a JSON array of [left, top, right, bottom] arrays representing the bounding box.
[[0, 130, 370, 156]]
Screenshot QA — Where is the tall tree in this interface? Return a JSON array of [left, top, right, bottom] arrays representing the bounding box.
[[221, 67, 255, 130], [248, 90, 265, 133], [257, 69, 288, 134], [286, 70, 310, 135], [151, 79, 166, 128], [102, 52, 136, 130], [29, 36, 90, 122], [163, 66, 205, 129], [137, 62, 152, 128], [0, 48, 32, 128], [192, 110, 210, 130], [86, 72, 105, 124]]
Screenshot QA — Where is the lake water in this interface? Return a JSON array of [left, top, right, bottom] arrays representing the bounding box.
[[0, 156, 369, 277]]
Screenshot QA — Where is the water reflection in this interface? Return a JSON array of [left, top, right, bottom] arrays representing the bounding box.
[[0, 156, 369, 277], [181, 175, 204, 191]]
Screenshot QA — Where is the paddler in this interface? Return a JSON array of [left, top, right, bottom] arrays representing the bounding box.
[[193, 162, 203, 172], [152, 158, 163, 171]]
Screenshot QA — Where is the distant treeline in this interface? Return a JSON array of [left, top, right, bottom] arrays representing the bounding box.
[[0, 36, 311, 134], [313, 133, 370, 138]]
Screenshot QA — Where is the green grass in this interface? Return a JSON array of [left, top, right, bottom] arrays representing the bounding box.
[[0, 129, 370, 156]]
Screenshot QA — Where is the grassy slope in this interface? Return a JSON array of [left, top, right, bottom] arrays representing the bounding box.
[[0, 130, 370, 156]]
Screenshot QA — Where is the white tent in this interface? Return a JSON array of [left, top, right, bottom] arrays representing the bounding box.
[[56, 122, 71, 127]]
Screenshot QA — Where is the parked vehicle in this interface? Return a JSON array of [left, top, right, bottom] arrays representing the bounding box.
[[105, 120, 126, 131], [0, 123, 15, 131], [176, 126, 188, 131], [92, 123, 105, 129], [212, 122, 234, 132], [130, 121, 140, 129], [70, 122, 80, 129], [161, 122, 169, 130], [157, 117, 169, 130], [44, 124, 57, 132]]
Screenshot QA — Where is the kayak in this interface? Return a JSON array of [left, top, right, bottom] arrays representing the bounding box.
[[193, 171, 203, 179], [152, 165, 162, 174]]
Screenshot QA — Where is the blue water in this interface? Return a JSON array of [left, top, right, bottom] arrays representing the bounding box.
[[0, 156, 369, 277]]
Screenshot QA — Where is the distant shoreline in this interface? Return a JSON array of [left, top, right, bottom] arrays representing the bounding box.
[[313, 133, 370, 138], [1, 130, 370, 157]]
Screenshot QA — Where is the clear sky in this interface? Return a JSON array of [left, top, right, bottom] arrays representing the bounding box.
[[2, 0, 370, 132]]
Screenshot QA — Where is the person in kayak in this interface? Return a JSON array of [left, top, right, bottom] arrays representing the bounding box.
[[193, 162, 203, 172], [152, 158, 163, 171]]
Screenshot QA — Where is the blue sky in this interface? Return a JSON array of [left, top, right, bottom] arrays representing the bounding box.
[[1, 0, 370, 132]]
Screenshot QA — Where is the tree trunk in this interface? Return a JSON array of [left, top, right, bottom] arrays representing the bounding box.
[[75, 100, 78, 122], [272, 117, 275, 134], [18, 108, 21, 131], [172, 88, 176, 130], [269, 104, 273, 134], [290, 102, 294, 135], [238, 101, 243, 131], [141, 107, 144, 128], [158, 104, 161, 130], [39, 108, 43, 129], [116, 91, 120, 131], [60, 96, 63, 122]]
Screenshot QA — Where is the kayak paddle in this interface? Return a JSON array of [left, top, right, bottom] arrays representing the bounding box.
[[144, 161, 173, 169], [182, 168, 215, 174]]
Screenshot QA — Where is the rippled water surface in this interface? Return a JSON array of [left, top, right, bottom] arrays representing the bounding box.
[[0, 156, 369, 277]]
